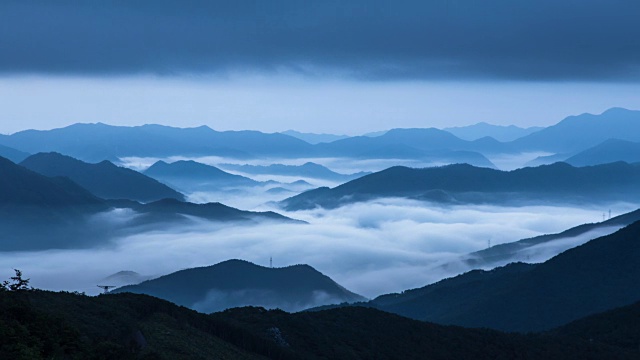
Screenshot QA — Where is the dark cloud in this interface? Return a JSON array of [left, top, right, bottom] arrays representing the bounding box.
[[1, 0, 639, 80]]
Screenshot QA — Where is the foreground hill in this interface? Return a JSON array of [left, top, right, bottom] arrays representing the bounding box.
[[281, 162, 640, 210], [21, 152, 184, 202], [367, 221, 640, 332], [1, 290, 635, 360], [114, 259, 365, 313]]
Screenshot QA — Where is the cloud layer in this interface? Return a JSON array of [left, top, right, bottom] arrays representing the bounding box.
[[2, 1, 639, 80], [1, 199, 632, 299]]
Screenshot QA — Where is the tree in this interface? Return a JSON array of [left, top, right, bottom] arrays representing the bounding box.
[[2, 269, 31, 291]]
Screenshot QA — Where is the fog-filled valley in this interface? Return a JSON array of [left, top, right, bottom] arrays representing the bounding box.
[[2, 108, 640, 359]]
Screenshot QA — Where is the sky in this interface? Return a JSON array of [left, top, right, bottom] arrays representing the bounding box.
[[1, 1, 640, 134]]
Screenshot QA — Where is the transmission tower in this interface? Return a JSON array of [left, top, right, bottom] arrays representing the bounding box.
[[97, 285, 116, 294]]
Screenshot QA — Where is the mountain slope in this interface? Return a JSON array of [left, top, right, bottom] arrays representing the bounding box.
[[0, 143, 29, 163], [280, 130, 349, 144], [369, 220, 640, 332], [143, 160, 260, 190], [0, 123, 315, 161], [281, 162, 640, 210], [220, 162, 370, 182], [115, 259, 365, 313], [21, 152, 184, 202], [565, 139, 640, 166], [512, 107, 640, 153], [444, 122, 543, 142], [2, 290, 635, 360]]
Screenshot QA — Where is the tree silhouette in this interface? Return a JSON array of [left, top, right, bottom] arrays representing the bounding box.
[[1, 269, 31, 291]]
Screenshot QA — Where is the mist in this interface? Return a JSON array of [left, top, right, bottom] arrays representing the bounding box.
[[1, 198, 633, 300]]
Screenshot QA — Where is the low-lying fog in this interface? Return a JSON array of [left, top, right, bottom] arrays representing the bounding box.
[[1, 199, 634, 299]]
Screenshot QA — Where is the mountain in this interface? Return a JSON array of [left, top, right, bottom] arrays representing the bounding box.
[[551, 300, 640, 352], [458, 208, 640, 269], [0, 155, 110, 250], [0, 156, 103, 208], [0, 123, 316, 162], [0, 143, 29, 163], [21, 152, 184, 202], [512, 108, 640, 153], [281, 162, 640, 210], [315, 127, 506, 162], [0, 155, 295, 250], [280, 130, 349, 144], [565, 139, 640, 167], [112, 198, 295, 227], [114, 259, 365, 313], [368, 220, 640, 332], [100, 271, 149, 287], [220, 162, 370, 182], [444, 122, 543, 142], [143, 160, 260, 191], [2, 290, 635, 360]]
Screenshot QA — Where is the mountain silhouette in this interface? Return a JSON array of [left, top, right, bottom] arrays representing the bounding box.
[[0, 123, 315, 161], [143, 160, 260, 191], [3, 290, 634, 359], [21, 152, 184, 202], [368, 220, 640, 332], [444, 122, 543, 142], [280, 130, 349, 144], [512, 107, 640, 153], [220, 162, 370, 182], [565, 139, 640, 166], [114, 259, 365, 313], [281, 162, 640, 210], [0, 143, 29, 163]]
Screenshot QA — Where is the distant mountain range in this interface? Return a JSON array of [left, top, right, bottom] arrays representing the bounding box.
[[280, 130, 349, 144], [115, 259, 365, 312], [3, 289, 637, 359], [281, 162, 640, 210], [512, 107, 640, 153], [220, 162, 370, 182], [444, 122, 543, 142], [143, 160, 261, 191], [0, 123, 315, 162], [21, 152, 184, 202], [364, 220, 640, 332], [1, 108, 638, 168]]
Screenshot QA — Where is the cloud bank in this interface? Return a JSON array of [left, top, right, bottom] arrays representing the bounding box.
[[1, 1, 639, 81], [1, 199, 633, 300]]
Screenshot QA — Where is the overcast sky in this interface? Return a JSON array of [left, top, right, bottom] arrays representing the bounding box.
[[1, 1, 639, 134]]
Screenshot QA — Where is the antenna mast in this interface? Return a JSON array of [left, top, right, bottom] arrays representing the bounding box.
[[270, 257, 273, 268], [97, 285, 116, 294]]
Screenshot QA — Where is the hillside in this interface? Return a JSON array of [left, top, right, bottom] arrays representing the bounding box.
[[115, 260, 365, 313], [512, 108, 640, 153], [220, 162, 370, 182], [21, 152, 184, 202], [0, 143, 29, 163], [565, 139, 640, 166], [1, 290, 635, 360], [144, 160, 260, 190], [369, 220, 640, 332], [444, 122, 543, 142], [281, 162, 640, 210]]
